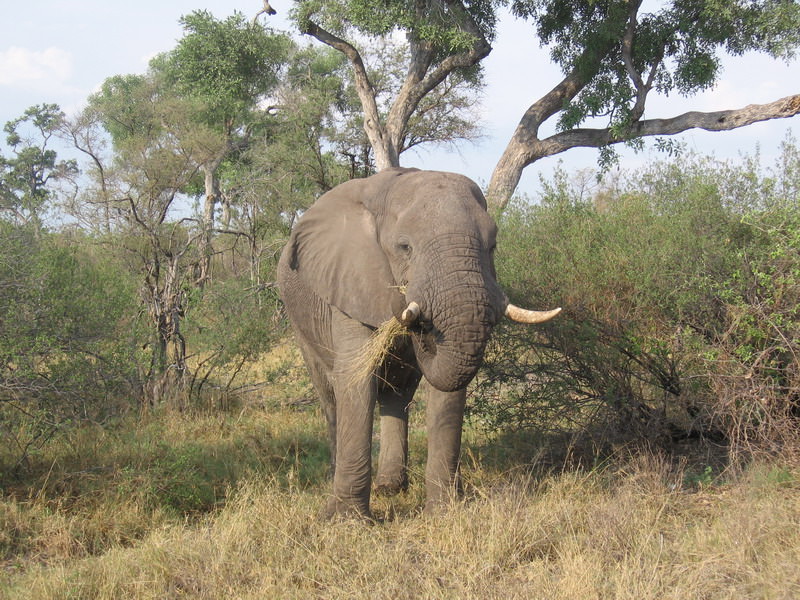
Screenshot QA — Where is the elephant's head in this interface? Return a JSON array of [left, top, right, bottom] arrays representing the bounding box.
[[285, 168, 560, 392]]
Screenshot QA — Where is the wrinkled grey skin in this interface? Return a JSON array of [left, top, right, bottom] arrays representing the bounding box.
[[278, 168, 509, 519]]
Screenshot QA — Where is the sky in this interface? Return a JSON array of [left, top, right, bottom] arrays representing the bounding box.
[[1, 1, 798, 199]]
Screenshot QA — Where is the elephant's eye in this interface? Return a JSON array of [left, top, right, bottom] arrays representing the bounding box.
[[396, 237, 412, 255]]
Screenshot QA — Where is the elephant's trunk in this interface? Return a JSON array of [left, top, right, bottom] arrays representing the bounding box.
[[413, 328, 489, 392], [410, 293, 561, 391], [408, 245, 502, 391], [403, 231, 561, 392]]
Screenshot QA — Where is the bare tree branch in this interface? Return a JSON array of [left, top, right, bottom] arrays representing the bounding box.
[[486, 39, 617, 209], [622, 1, 643, 90], [487, 93, 800, 212], [302, 0, 490, 170], [386, 0, 491, 148], [622, 0, 654, 121], [547, 93, 800, 154]]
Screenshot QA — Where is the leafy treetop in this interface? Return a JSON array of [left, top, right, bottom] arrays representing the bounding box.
[[154, 10, 291, 133]]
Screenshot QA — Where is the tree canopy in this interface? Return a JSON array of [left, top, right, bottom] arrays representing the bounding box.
[[0, 104, 76, 231], [155, 10, 291, 134], [487, 0, 800, 209]]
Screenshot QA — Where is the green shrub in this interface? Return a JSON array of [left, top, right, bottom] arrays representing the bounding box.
[[183, 274, 287, 405], [474, 141, 800, 462]]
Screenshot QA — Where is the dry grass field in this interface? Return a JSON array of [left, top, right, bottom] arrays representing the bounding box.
[[2, 397, 799, 600]]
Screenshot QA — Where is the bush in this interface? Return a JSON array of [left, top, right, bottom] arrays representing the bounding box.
[[182, 273, 288, 406], [473, 140, 800, 462], [0, 225, 142, 472]]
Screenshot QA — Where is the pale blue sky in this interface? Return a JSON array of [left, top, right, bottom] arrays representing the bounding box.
[[1, 1, 797, 198]]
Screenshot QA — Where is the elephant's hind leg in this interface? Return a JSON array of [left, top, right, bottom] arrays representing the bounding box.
[[374, 372, 420, 496], [375, 395, 411, 496], [301, 351, 337, 476]]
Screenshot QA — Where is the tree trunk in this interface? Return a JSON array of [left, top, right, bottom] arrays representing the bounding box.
[[198, 159, 224, 287], [370, 128, 400, 171], [486, 142, 532, 215], [144, 250, 188, 406]]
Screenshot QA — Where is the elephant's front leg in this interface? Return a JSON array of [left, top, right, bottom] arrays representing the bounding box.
[[324, 318, 377, 520], [375, 358, 420, 496], [324, 374, 376, 519], [424, 388, 467, 514]]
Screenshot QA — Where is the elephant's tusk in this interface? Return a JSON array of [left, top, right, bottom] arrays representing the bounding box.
[[400, 301, 420, 326], [505, 304, 562, 324]]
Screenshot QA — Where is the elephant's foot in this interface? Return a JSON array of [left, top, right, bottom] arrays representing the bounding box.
[[321, 495, 374, 522], [373, 473, 408, 497], [422, 495, 461, 516], [423, 474, 463, 515]]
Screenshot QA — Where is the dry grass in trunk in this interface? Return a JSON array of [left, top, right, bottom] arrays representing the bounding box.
[[346, 317, 410, 390]]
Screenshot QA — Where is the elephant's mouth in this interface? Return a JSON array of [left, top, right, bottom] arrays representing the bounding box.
[[411, 323, 439, 357]]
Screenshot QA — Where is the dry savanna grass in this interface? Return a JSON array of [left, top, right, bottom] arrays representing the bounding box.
[[346, 317, 410, 389], [2, 401, 800, 600]]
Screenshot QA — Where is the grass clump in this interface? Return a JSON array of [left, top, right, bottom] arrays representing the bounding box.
[[0, 406, 330, 575], [347, 317, 410, 388]]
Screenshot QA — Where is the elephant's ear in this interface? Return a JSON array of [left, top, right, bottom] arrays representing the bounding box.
[[285, 178, 402, 327]]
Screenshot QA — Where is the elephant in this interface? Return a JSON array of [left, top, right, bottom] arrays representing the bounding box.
[[277, 168, 560, 519]]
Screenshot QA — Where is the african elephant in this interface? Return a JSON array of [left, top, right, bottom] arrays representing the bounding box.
[[277, 168, 560, 519]]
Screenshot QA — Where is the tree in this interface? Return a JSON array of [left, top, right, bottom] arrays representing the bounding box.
[[0, 107, 139, 466], [214, 44, 352, 291], [332, 36, 485, 174], [67, 74, 205, 401], [281, 0, 800, 212], [486, 0, 800, 211], [154, 10, 291, 286], [0, 104, 77, 232], [0, 222, 140, 469], [284, 0, 494, 170], [63, 30, 327, 403]]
